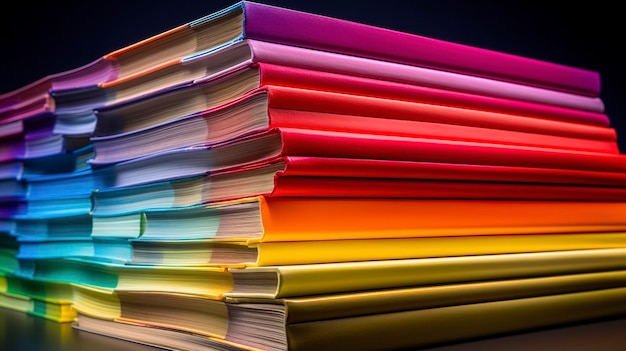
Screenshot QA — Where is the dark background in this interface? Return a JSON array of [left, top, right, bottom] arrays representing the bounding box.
[[1, 1, 623, 150], [1, 2, 625, 349]]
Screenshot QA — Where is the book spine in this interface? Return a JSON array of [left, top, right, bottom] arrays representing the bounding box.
[[243, 2, 601, 96], [249, 40, 604, 114], [286, 287, 626, 351], [229, 249, 626, 298], [259, 197, 626, 241], [281, 270, 626, 323], [255, 237, 626, 267], [265, 87, 615, 142], [279, 157, 626, 187], [270, 176, 626, 201], [276, 127, 626, 173], [257, 62, 610, 127], [267, 108, 618, 154]]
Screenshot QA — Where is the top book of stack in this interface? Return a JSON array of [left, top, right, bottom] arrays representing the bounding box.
[[0, 0, 602, 114], [134, 0, 601, 97]]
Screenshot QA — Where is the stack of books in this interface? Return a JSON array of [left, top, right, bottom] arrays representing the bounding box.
[[0, 23, 119, 322], [2, 2, 626, 350]]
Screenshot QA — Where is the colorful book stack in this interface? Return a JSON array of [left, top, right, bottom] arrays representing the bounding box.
[[2, 1, 626, 350]]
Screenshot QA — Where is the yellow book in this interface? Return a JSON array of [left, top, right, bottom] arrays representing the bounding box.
[[283, 287, 626, 351], [0, 291, 33, 314], [29, 298, 76, 323], [30, 258, 231, 297], [225, 248, 626, 298], [72, 285, 120, 321], [73, 282, 626, 351], [0, 290, 75, 323], [0, 273, 76, 323], [73, 270, 626, 343], [127, 232, 626, 267], [69, 248, 626, 299]]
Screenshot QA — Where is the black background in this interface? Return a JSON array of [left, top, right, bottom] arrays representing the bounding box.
[[1, 1, 624, 149]]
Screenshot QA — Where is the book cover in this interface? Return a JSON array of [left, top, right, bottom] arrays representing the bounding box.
[[1, 274, 74, 305], [281, 287, 626, 351], [225, 248, 626, 299], [4, 196, 92, 220]]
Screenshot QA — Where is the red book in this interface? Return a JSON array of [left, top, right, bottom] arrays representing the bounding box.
[[90, 86, 619, 165], [93, 126, 626, 191], [211, 157, 626, 203], [256, 61, 609, 126], [91, 155, 626, 216], [270, 127, 626, 173]]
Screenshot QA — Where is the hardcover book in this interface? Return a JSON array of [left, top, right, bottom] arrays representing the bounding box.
[[71, 272, 626, 351], [69, 286, 626, 351], [92, 232, 626, 267], [91, 196, 626, 243], [94, 1, 600, 97], [25, 249, 626, 298], [89, 156, 626, 218]]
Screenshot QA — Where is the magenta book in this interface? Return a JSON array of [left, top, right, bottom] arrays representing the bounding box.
[[183, 1, 601, 97]]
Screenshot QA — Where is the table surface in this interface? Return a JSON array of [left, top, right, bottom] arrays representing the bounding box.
[[1, 307, 625, 351]]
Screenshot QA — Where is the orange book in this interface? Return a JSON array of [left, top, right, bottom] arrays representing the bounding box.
[[137, 196, 626, 243]]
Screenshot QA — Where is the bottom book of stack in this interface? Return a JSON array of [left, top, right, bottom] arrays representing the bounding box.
[[60, 248, 626, 351]]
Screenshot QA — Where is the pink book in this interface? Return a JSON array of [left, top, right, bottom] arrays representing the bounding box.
[[237, 40, 605, 115], [0, 58, 117, 115], [1, 1, 602, 125], [68, 39, 606, 122]]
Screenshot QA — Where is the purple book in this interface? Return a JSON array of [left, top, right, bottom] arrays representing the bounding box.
[[0, 58, 117, 113], [183, 1, 600, 97], [0, 1, 600, 123], [0, 1, 602, 125]]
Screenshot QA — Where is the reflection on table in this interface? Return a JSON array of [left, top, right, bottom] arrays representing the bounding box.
[[1, 307, 625, 351]]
